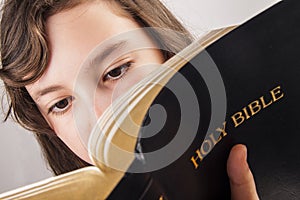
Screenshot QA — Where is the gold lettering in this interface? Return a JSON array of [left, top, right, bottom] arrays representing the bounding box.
[[260, 96, 272, 108], [243, 107, 251, 119], [231, 112, 245, 127], [216, 122, 227, 137], [200, 85, 286, 170], [191, 149, 203, 169], [191, 122, 229, 169], [200, 139, 213, 156], [248, 100, 261, 116], [271, 86, 284, 102], [209, 133, 221, 145]]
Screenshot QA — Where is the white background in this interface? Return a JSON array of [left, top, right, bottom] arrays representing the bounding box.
[[0, 0, 280, 193]]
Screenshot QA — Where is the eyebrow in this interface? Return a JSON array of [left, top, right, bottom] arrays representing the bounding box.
[[34, 85, 65, 101], [33, 41, 128, 100], [88, 40, 128, 69]]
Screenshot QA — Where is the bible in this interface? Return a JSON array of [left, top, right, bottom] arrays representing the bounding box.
[[1, 1, 299, 199]]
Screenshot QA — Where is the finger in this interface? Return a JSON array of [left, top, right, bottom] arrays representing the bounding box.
[[227, 144, 259, 200]]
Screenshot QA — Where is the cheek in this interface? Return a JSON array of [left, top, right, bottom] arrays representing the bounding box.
[[93, 55, 163, 117], [94, 89, 114, 119], [51, 117, 93, 164], [93, 76, 146, 118]]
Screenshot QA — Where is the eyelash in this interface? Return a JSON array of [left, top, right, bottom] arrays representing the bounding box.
[[47, 62, 132, 116], [103, 61, 132, 82], [48, 96, 74, 116]]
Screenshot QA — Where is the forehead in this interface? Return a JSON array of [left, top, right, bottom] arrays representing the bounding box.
[[46, 1, 137, 63], [27, 1, 141, 96]]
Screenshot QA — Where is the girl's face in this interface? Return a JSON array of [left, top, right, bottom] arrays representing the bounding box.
[[26, 2, 164, 163]]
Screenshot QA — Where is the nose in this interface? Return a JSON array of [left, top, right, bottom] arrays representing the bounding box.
[[94, 89, 113, 120]]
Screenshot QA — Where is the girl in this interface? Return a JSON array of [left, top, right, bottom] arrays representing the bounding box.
[[0, 0, 258, 199]]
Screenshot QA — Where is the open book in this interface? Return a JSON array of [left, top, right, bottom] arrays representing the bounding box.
[[1, 1, 300, 199]]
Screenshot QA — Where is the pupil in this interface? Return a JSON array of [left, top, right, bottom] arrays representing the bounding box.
[[56, 99, 68, 109], [109, 68, 122, 77]]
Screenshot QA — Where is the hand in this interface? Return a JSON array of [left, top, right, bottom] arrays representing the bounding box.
[[227, 144, 259, 200]]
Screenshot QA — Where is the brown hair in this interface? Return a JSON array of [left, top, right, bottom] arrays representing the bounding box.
[[0, 0, 193, 175]]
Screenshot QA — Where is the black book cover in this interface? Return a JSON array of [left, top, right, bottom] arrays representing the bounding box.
[[108, 1, 300, 200]]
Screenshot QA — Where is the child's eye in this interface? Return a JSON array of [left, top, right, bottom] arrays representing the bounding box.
[[48, 96, 74, 115], [103, 62, 132, 82]]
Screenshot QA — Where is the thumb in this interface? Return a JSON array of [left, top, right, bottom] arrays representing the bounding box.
[[227, 144, 259, 200]]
